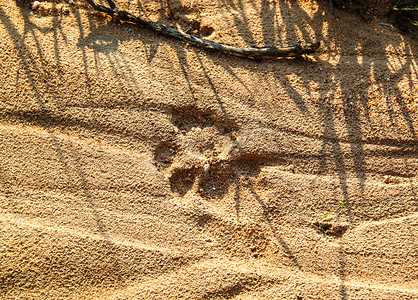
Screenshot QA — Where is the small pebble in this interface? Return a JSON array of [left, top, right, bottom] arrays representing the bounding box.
[[32, 1, 41, 10]]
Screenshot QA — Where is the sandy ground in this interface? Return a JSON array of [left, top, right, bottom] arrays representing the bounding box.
[[0, 0, 417, 299]]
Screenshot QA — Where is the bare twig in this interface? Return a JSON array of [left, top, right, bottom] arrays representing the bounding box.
[[84, 0, 320, 60]]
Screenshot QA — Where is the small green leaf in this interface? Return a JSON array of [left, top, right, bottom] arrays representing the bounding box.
[[317, 202, 346, 230]]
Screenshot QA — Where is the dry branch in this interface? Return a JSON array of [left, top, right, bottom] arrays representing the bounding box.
[[85, 0, 320, 60]]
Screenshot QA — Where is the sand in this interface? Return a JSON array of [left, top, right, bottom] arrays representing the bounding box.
[[0, 0, 417, 299]]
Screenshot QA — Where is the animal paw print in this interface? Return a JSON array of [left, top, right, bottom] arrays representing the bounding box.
[[153, 105, 238, 199]]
